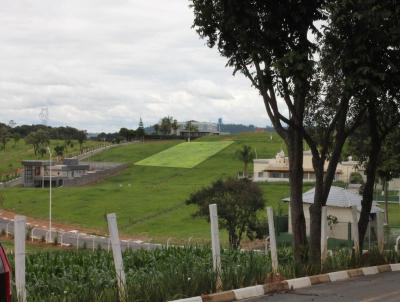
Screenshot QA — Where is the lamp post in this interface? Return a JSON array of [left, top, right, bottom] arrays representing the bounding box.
[[47, 146, 52, 243]]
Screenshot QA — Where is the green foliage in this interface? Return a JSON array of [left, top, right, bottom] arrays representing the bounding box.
[[186, 178, 265, 249], [236, 145, 255, 177], [76, 130, 87, 152], [25, 130, 50, 156], [0, 126, 11, 151], [54, 145, 65, 157], [4, 246, 399, 301], [349, 172, 364, 184], [184, 121, 198, 133], [160, 116, 174, 135], [7, 247, 274, 302]]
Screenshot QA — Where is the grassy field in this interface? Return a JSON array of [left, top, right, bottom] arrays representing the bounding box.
[[136, 141, 233, 168], [3, 132, 394, 244], [2, 132, 293, 243], [0, 139, 103, 176]]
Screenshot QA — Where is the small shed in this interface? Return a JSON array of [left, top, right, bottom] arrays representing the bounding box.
[[283, 186, 383, 240]]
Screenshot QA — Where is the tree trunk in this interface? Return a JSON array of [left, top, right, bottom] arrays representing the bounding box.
[[358, 139, 381, 251], [384, 179, 389, 225], [287, 129, 308, 264], [309, 160, 324, 270], [307, 100, 349, 270], [244, 163, 248, 178]]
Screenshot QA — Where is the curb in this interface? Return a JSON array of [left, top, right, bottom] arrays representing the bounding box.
[[168, 263, 400, 302]]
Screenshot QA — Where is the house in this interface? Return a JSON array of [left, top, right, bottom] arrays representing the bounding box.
[[22, 158, 90, 187], [253, 150, 400, 190], [283, 186, 383, 240], [253, 150, 358, 183]]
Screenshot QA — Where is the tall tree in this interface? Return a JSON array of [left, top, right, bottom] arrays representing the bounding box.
[[191, 0, 326, 263], [236, 145, 255, 178], [160, 116, 174, 135], [76, 130, 87, 152], [377, 130, 400, 224], [137, 118, 145, 141], [153, 124, 160, 135], [25, 130, 50, 156], [325, 0, 400, 251], [0, 126, 10, 151], [171, 119, 179, 135], [119, 128, 130, 141]]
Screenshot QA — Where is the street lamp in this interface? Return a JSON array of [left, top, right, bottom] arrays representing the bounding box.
[[47, 146, 52, 243]]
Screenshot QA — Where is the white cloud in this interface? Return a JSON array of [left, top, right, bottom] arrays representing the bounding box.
[[0, 0, 271, 132]]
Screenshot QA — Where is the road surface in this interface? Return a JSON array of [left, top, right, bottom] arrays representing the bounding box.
[[250, 271, 400, 302]]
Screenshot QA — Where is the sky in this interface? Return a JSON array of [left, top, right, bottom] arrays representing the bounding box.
[[0, 0, 273, 132]]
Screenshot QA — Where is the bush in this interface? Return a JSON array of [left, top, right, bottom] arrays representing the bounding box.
[[186, 178, 265, 249], [350, 172, 364, 184]]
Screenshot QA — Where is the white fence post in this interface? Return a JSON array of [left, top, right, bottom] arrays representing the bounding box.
[[6, 221, 12, 238], [14, 215, 26, 302], [351, 206, 360, 254], [376, 212, 384, 253], [209, 204, 222, 291], [76, 233, 80, 250], [321, 206, 328, 263], [107, 213, 127, 301], [267, 207, 278, 274]]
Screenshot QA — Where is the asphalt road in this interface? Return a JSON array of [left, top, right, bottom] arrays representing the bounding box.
[[249, 271, 400, 302], [0, 217, 161, 251]]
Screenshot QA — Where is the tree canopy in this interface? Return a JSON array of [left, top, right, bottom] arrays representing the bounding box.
[[186, 178, 265, 249]]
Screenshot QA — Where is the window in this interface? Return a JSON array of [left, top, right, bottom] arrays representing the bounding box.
[[271, 172, 281, 178], [34, 167, 41, 176], [258, 172, 264, 177]]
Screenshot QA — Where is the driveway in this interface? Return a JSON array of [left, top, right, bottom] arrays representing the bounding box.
[[249, 271, 400, 302]]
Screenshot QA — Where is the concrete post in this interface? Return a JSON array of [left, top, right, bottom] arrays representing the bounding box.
[[209, 204, 222, 291], [321, 206, 328, 263], [376, 212, 384, 253], [107, 213, 127, 301], [267, 207, 278, 273], [351, 206, 359, 254], [14, 215, 26, 302]]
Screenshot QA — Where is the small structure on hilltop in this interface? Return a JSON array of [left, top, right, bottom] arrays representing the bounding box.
[[283, 186, 383, 240], [176, 120, 220, 138], [22, 158, 127, 188]]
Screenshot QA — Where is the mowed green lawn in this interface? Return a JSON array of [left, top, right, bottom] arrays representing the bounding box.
[[0, 139, 103, 176], [136, 141, 233, 168], [1, 132, 304, 244]]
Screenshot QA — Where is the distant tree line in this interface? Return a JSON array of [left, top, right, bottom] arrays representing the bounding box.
[[0, 122, 89, 153], [220, 124, 274, 134], [95, 118, 145, 143]]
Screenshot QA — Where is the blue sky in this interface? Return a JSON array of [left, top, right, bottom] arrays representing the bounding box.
[[0, 0, 276, 132]]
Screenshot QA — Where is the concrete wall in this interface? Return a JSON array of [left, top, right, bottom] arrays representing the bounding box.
[[63, 163, 128, 187], [288, 204, 360, 240], [0, 177, 22, 189]]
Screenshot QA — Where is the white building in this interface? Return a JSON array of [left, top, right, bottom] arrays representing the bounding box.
[[253, 150, 357, 183], [284, 186, 383, 240]]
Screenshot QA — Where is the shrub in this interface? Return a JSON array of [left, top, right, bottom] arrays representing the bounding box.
[[186, 178, 265, 249], [350, 172, 364, 184]]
